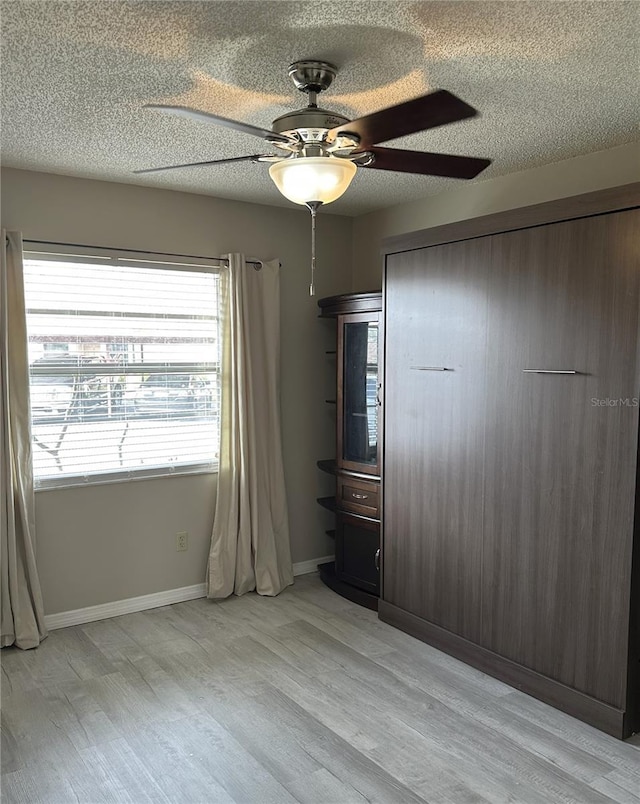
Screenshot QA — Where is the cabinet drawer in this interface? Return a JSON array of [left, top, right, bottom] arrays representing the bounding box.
[[337, 477, 379, 518]]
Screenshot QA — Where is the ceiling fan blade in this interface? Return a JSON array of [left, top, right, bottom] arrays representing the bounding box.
[[360, 146, 491, 179], [144, 104, 293, 144], [134, 154, 275, 175], [329, 89, 479, 147]]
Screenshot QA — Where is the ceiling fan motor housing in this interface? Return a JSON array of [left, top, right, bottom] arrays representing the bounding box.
[[278, 60, 361, 151], [271, 106, 351, 141]]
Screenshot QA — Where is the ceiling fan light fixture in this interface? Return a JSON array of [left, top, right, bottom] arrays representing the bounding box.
[[268, 156, 357, 206]]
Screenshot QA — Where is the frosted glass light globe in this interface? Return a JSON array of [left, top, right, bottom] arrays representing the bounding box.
[[269, 156, 357, 205]]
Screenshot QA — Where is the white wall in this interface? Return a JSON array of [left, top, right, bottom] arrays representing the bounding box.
[[352, 142, 640, 290], [1, 167, 352, 615]]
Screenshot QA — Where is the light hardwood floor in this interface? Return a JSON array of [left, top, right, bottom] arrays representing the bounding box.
[[1, 574, 639, 804]]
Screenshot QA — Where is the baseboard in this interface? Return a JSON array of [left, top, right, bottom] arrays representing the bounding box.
[[44, 555, 334, 631], [378, 600, 627, 740], [44, 583, 207, 631], [292, 555, 334, 576]]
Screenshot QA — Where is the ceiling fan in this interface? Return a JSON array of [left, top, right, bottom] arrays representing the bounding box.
[[136, 60, 491, 201], [137, 60, 491, 293]]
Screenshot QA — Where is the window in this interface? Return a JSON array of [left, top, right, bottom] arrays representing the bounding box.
[[23, 251, 221, 488]]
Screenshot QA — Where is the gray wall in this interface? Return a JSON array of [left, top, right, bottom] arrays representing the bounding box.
[[1, 167, 352, 614], [352, 142, 640, 290]]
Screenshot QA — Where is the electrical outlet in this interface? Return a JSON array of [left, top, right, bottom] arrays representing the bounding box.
[[176, 531, 188, 552]]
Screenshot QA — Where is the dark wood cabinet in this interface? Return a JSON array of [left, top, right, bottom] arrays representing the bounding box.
[[380, 184, 640, 739], [335, 512, 380, 595], [316, 292, 382, 610]]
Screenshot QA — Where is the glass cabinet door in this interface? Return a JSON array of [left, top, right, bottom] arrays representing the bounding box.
[[339, 313, 379, 473]]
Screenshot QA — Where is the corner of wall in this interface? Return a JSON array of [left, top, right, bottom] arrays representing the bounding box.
[[350, 141, 640, 293]]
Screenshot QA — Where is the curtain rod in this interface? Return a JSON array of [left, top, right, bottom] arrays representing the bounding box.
[[21, 239, 269, 269]]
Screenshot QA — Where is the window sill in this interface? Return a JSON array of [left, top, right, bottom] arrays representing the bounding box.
[[35, 464, 219, 492]]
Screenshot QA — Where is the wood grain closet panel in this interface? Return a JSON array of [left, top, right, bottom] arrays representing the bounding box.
[[383, 239, 491, 642], [482, 209, 640, 708]]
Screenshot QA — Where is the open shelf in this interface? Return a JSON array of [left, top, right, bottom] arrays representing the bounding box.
[[317, 496, 337, 512], [317, 459, 337, 475]]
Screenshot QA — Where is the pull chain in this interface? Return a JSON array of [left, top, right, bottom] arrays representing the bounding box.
[[306, 201, 322, 297], [310, 205, 316, 296]]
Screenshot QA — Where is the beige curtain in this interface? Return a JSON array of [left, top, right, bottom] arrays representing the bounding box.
[[207, 255, 293, 598], [1, 231, 47, 649]]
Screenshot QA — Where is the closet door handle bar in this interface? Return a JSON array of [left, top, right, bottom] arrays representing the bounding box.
[[410, 366, 450, 371], [522, 370, 578, 374]]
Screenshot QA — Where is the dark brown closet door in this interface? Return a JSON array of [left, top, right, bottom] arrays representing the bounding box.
[[383, 239, 491, 642], [483, 209, 640, 708]]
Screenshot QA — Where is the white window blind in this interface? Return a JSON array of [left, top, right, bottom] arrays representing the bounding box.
[[23, 252, 221, 489]]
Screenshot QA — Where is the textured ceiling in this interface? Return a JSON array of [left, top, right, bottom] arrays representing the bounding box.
[[1, 1, 639, 216]]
